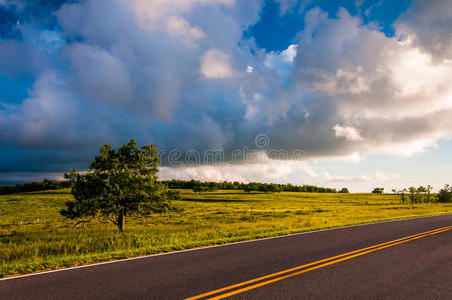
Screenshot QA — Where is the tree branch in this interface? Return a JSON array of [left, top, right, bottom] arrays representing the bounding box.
[[108, 214, 118, 226], [74, 217, 95, 228]]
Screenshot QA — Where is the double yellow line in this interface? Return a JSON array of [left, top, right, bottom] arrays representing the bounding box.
[[185, 225, 452, 300]]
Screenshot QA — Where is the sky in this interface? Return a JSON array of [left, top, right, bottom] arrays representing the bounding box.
[[1, 0, 452, 192]]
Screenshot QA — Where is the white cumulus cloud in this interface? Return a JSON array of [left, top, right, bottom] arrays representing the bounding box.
[[333, 125, 363, 142], [200, 48, 235, 79]]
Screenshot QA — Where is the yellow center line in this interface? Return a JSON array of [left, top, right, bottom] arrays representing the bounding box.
[[208, 227, 452, 300], [185, 225, 452, 300]]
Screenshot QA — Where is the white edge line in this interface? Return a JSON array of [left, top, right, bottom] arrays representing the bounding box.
[[1, 213, 451, 281]]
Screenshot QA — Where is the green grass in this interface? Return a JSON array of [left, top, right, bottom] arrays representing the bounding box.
[[1, 189, 451, 278]]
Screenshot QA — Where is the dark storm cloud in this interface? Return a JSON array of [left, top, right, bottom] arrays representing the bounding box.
[[1, 0, 452, 182]]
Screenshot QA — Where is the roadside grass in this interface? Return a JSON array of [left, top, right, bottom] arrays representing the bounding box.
[[1, 189, 451, 278]]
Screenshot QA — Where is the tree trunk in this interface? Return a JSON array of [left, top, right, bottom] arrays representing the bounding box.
[[117, 212, 125, 232]]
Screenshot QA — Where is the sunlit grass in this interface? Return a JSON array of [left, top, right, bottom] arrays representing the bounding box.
[[1, 189, 451, 277]]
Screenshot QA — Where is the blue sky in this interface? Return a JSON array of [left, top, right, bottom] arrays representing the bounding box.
[[1, 0, 452, 192], [247, 0, 411, 51]]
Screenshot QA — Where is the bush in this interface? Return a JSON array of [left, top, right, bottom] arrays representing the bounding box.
[[397, 185, 434, 204], [166, 190, 182, 200], [372, 187, 384, 194], [437, 185, 452, 203]]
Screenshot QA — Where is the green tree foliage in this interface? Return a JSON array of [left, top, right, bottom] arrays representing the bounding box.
[[408, 187, 420, 204], [426, 185, 433, 203], [398, 188, 408, 204], [372, 187, 384, 194], [260, 183, 281, 193], [398, 185, 439, 204], [339, 188, 349, 193], [61, 139, 173, 232], [166, 189, 182, 200], [192, 182, 218, 193], [437, 184, 452, 203]]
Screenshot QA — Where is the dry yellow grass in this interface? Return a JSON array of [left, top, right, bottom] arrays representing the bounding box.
[[1, 189, 451, 277]]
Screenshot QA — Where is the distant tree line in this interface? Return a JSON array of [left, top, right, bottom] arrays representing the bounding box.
[[393, 185, 452, 204], [162, 179, 346, 194], [0, 178, 345, 195], [0, 179, 71, 195]]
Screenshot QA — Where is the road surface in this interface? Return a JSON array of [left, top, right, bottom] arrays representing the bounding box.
[[1, 214, 452, 299]]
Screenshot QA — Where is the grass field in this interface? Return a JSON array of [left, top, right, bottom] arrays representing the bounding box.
[[1, 189, 451, 278]]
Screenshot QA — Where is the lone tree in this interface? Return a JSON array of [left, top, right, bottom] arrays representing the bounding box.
[[372, 187, 384, 194], [61, 138, 173, 232]]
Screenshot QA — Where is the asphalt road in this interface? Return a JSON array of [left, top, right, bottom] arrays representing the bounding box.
[[1, 214, 451, 299]]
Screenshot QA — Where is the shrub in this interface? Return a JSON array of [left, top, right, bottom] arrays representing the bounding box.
[[372, 187, 384, 194], [436, 185, 452, 203]]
